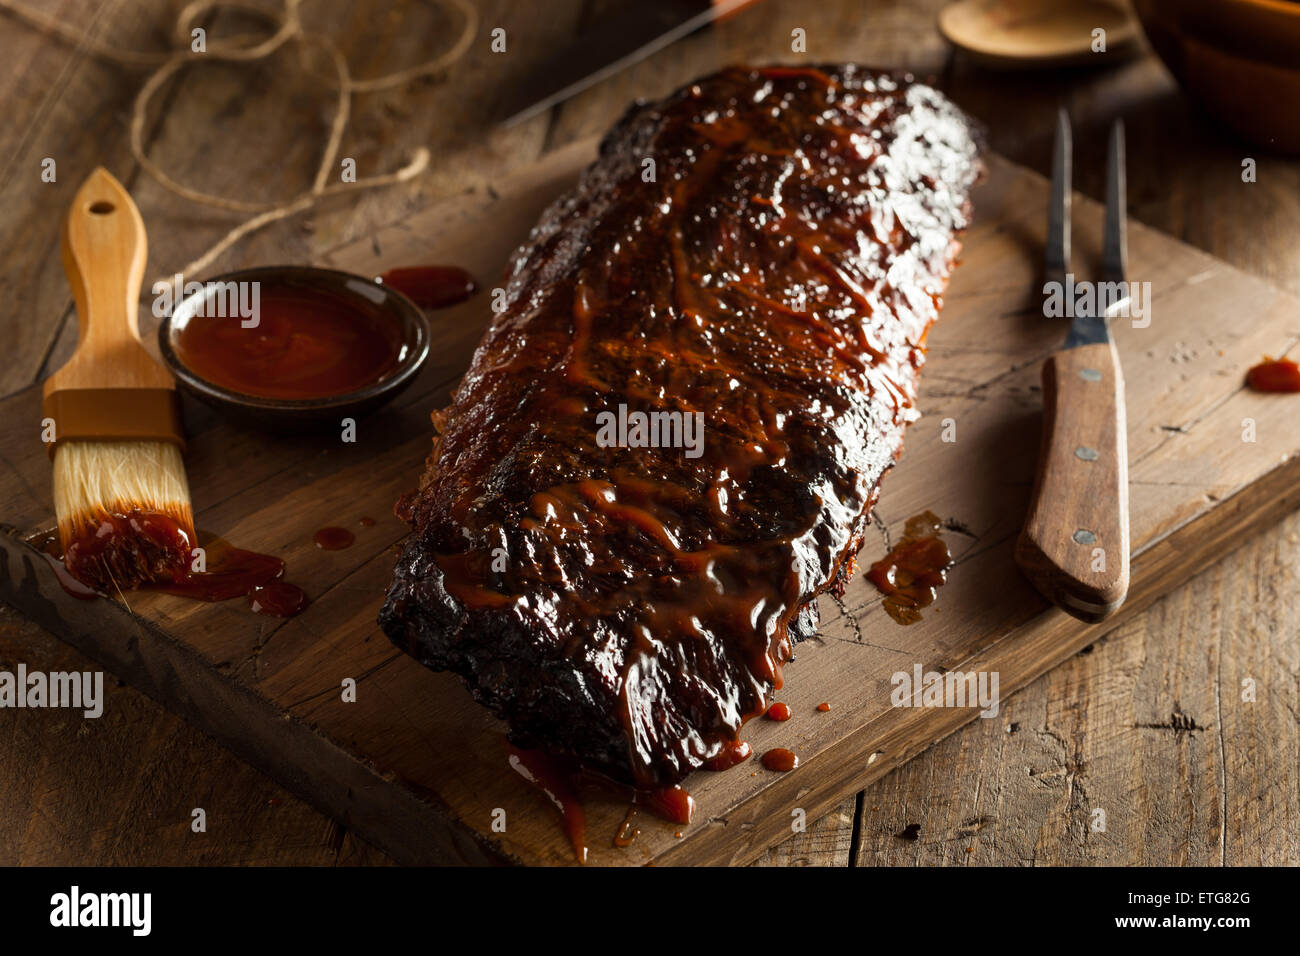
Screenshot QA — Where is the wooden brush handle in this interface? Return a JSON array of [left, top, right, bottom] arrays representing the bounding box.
[[45, 167, 172, 395], [1015, 342, 1130, 622]]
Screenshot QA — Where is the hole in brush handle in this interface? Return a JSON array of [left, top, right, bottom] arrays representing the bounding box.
[[87, 200, 115, 215]]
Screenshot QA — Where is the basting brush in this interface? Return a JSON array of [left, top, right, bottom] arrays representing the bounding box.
[[44, 167, 195, 594]]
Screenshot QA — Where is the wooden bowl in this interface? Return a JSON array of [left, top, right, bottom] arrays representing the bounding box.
[[158, 265, 430, 430], [1133, 0, 1300, 153], [939, 0, 1139, 68]]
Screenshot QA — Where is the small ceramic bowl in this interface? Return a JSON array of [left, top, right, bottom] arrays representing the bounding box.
[[158, 265, 430, 429]]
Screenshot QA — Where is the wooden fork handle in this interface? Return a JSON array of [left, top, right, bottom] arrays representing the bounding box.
[[1015, 342, 1130, 622]]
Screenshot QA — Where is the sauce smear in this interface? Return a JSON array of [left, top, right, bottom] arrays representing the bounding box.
[[173, 280, 406, 400], [377, 265, 477, 310], [314, 527, 355, 550], [867, 510, 951, 625], [1246, 356, 1300, 393]]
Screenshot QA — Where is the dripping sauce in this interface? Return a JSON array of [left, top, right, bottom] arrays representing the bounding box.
[[614, 807, 640, 848], [702, 739, 752, 771], [766, 701, 792, 721], [507, 745, 588, 864]]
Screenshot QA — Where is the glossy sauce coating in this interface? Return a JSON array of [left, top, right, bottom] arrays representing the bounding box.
[[381, 65, 980, 787], [61, 509, 194, 593], [866, 510, 951, 624], [172, 281, 405, 399], [1246, 356, 1300, 392]]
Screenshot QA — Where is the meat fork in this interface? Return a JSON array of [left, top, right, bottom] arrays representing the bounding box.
[[1015, 110, 1131, 623]]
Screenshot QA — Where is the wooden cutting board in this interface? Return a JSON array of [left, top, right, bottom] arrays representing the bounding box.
[[2, 144, 1297, 866]]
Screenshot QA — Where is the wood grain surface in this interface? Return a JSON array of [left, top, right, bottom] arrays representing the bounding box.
[[0, 0, 1295, 866]]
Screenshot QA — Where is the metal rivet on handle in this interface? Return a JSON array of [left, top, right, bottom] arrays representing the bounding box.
[[1080, 368, 1102, 382], [1075, 446, 1098, 461], [1074, 529, 1096, 545]]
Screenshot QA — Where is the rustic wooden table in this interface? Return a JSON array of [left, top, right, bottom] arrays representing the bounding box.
[[1, 0, 1295, 866]]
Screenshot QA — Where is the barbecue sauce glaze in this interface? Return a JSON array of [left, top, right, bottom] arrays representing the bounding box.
[[381, 65, 980, 788]]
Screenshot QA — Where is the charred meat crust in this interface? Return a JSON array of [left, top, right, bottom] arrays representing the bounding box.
[[380, 64, 980, 787]]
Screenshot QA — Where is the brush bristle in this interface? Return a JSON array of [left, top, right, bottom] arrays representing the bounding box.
[[53, 440, 195, 592]]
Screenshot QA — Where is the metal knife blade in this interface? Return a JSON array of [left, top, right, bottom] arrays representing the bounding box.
[[497, 0, 758, 127], [1063, 119, 1128, 350]]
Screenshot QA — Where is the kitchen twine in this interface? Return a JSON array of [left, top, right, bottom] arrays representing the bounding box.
[[0, 0, 479, 281]]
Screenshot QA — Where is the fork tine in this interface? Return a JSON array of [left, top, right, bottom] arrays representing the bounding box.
[[1103, 119, 1127, 283], [1046, 106, 1071, 286]]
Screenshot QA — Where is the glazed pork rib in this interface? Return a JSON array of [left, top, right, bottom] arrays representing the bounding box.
[[379, 65, 980, 788]]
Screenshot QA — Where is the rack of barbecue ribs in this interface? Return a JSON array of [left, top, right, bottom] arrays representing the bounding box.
[[380, 64, 981, 788]]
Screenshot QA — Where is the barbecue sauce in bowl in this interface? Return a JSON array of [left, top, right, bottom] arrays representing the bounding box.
[[158, 265, 460, 427], [170, 281, 406, 401]]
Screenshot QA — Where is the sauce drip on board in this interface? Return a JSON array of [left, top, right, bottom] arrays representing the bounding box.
[[248, 581, 309, 617], [314, 527, 355, 550], [762, 748, 799, 772], [866, 511, 952, 625], [359, 516, 376, 527], [766, 701, 792, 721], [377, 265, 478, 310], [817, 701, 831, 712], [1246, 356, 1300, 393], [171, 280, 406, 400], [614, 807, 640, 848], [506, 744, 698, 860]]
